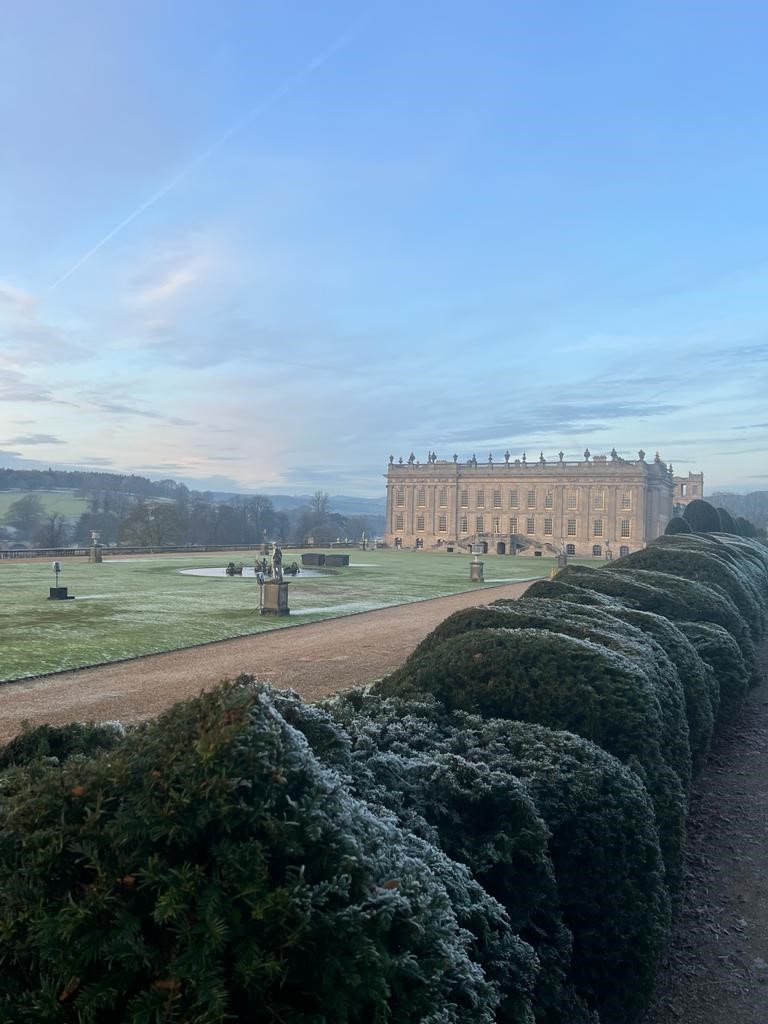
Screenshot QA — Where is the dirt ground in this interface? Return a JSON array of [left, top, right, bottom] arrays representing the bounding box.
[[644, 643, 768, 1024]]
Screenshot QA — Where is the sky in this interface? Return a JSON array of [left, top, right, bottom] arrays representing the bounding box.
[[1, 1, 767, 497]]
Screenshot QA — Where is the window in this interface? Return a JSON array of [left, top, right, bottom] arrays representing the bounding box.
[[681, 483, 688, 496], [476, 489, 485, 508], [460, 489, 469, 508], [395, 489, 405, 507], [510, 516, 518, 534], [544, 492, 553, 509], [460, 515, 468, 533], [592, 544, 602, 557], [567, 518, 577, 536], [416, 514, 425, 531], [620, 519, 630, 538], [595, 491, 605, 510], [567, 492, 577, 510], [593, 519, 603, 537], [566, 543, 576, 556], [527, 489, 536, 508], [526, 517, 535, 534], [493, 489, 502, 508], [395, 514, 404, 531], [509, 488, 519, 508], [438, 515, 447, 532], [619, 545, 629, 557], [492, 516, 500, 533], [544, 518, 553, 535], [476, 515, 485, 533], [438, 487, 448, 507], [417, 487, 426, 507], [621, 493, 631, 510]]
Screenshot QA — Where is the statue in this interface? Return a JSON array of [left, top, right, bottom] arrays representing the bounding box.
[[272, 544, 283, 583]]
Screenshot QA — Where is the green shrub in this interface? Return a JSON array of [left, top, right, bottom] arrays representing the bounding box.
[[554, 565, 756, 667], [613, 543, 763, 639], [664, 516, 692, 535], [677, 622, 750, 720], [417, 599, 692, 792], [327, 694, 669, 1024], [374, 627, 686, 899], [736, 516, 758, 537], [682, 499, 721, 533], [0, 680, 529, 1024], [0, 721, 123, 771], [717, 508, 739, 534]]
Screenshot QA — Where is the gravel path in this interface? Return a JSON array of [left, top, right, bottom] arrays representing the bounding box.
[[0, 580, 534, 744]]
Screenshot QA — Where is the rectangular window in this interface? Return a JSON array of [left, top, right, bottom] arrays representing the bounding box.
[[510, 516, 518, 534], [526, 517, 535, 534], [395, 514, 404, 531], [527, 489, 536, 509], [544, 492, 553, 509], [593, 519, 603, 537], [620, 519, 630, 538], [417, 487, 426, 507], [439, 487, 448, 507], [567, 492, 577, 510], [438, 515, 448, 532], [621, 493, 631, 510], [395, 489, 405, 507], [460, 489, 469, 508], [476, 515, 485, 533], [544, 518, 553, 535], [567, 518, 577, 536], [416, 514, 425, 531], [493, 489, 502, 508], [509, 489, 519, 508], [460, 515, 468, 533], [595, 492, 605, 510], [476, 489, 485, 508], [492, 516, 500, 533]]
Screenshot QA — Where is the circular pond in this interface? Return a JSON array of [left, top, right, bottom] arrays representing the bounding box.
[[179, 566, 323, 578]]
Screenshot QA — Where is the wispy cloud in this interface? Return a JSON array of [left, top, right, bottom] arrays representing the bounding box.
[[0, 433, 65, 445]]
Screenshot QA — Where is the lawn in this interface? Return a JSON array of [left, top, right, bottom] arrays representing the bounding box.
[[0, 548, 574, 682]]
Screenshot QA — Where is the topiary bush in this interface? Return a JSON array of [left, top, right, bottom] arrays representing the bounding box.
[[374, 627, 686, 899], [717, 508, 739, 534], [326, 693, 669, 1024], [413, 599, 692, 793], [0, 680, 533, 1024], [677, 621, 750, 721], [665, 516, 692, 535], [0, 721, 123, 771], [613, 542, 763, 639], [682, 498, 721, 533]]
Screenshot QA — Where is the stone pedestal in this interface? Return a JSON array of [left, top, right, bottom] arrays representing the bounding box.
[[470, 560, 484, 583], [49, 587, 74, 600], [89, 545, 103, 563], [261, 580, 290, 615], [556, 553, 568, 569]]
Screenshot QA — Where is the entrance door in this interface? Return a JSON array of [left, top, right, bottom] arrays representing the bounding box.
[[496, 541, 506, 555]]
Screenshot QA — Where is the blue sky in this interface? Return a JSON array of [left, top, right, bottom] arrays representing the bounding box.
[[1, 1, 767, 496]]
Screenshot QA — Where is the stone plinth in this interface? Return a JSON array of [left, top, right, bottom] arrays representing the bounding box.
[[325, 554, 350, 567], [302, 553, 326, 566], [470, 560, 484, 583], [89, 545, 103, 563], [261, 580, 290, 615], [49, 587, 74, 600]]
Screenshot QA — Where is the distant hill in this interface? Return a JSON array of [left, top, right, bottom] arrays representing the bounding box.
[[708, 490, 768, 529]]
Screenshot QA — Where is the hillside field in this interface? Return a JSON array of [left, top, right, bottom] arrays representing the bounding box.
[[0, 488, 89, 520], [0, 548, 577, 681]]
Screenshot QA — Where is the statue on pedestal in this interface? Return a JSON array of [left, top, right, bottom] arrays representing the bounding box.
[[272, 544, 283, 583]]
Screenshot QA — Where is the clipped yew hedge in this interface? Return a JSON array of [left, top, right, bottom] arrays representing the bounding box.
[[0, 721, 123, 771], [374, 627, 687, 898], [326, 693, 669, 1024], [409, 598, 692, 793], [677, 621, 750, 721], [0, 681, 533, 1024]]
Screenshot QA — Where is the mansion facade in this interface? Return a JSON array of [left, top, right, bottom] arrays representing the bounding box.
[[385, 448, 691, 558]]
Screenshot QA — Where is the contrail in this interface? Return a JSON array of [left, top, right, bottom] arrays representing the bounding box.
[[49, 18, 367, 291]]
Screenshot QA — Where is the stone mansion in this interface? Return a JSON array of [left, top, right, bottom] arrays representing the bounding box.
[[384, 448, 702, 557]]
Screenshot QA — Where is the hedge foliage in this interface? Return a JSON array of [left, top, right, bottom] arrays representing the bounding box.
[[664, 516, 692, 535], [682, 498, 721, 533], [374, 627, 687, 899], [324, 693, 669, 1024], [677, 621, 750, 721], [0, 681, 533, 1024]]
